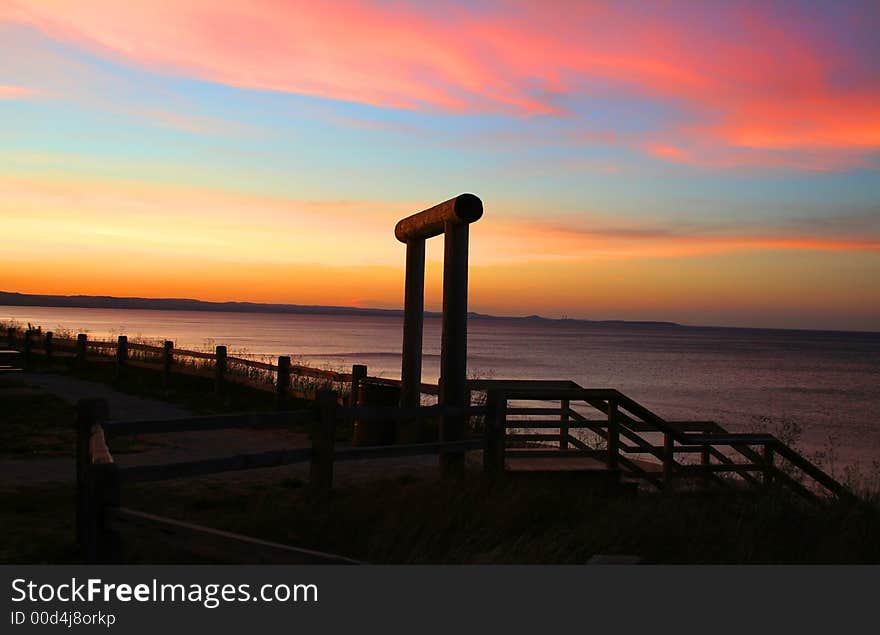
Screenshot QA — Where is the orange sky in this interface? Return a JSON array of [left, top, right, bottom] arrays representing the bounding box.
[[1, 1, 879, 330]]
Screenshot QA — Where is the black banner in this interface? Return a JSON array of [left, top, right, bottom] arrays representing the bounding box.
[[2, 566, 876, 633]]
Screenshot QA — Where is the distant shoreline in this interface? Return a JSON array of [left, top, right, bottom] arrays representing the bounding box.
[[0, 291, 680, 328], [2, 291, 878, 335]]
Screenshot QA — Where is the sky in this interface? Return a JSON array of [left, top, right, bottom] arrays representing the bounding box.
[[0, 0, 878, 331]]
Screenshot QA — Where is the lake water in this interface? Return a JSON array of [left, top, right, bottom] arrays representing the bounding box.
[[3, 305, 879, 473]]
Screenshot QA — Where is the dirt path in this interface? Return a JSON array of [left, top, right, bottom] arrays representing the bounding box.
[[14, 373, 191, 421], [2, 373, 454, 487]]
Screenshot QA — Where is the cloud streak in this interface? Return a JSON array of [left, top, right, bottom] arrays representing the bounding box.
[[0, 84, 35, 99], [5, 1, 880, 169]]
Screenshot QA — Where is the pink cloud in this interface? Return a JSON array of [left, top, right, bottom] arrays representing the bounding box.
[[5, 1, 880, 168], [0, 84, 36, 99]]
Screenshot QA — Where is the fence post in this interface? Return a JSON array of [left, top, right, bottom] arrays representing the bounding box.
[[275, 356, 291, 409], [606, 399, 619, 470], [349, 364, 367, 408], [162, 341, 173, 388], [75, 398, 108, 558], [763, 444, 775, 487], [115, 335, 128, 380], [214, 345, 227, 396], [6, 326, 14, 349], [483, 390, 506, 479], [76, 334, 88, 368], [89, 462, 121, 563], [701, 445, 711, 488], [44, 331, 53, 363], [663, 432, 675, 490], [310, 389, 337, 496], [560, 398, 570, 450], [22, 329, 33, 369]]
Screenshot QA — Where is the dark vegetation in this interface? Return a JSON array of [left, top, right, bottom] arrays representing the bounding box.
[[1, 388, 74, 458], [4, 475, 879, 564]]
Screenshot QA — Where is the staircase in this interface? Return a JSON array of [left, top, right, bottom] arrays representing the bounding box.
[[474, 380, 855, 504]]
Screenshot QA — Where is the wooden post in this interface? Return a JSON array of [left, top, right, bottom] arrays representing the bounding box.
[[76, 333, 88, 368], [275, 355, 291, 409], [763, 444, 775, 487], [400, 239, 426, 410], [349, 364, 366, 408], [439, 221, 470, 478], [663, 432, 675, 490], [399, 239, 426, 445], [162, 340, 173, 388], [44, 331, 53, 363], [393, 195, 483, 477], [559, 398, 570, 450], [6, 326, 14, 349], [701, 445, 711, 489], [606, 400, 619, 470], [214, 345, 227, 396], [115, 335, 128, 380], [88, 462, 120, 563], [22, 329, 33, 369], [75, 398, 108, 555], [483, 390, 506, 479], [310, 390, 337, 496]]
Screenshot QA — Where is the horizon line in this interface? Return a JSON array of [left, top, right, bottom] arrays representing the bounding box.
[[1, 290, 878, 336]]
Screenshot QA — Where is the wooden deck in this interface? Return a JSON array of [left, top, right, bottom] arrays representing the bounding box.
[[507, 454, 660, 474]]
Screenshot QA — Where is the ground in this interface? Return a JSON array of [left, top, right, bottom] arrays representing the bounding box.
[[1, 361, 879, 564]]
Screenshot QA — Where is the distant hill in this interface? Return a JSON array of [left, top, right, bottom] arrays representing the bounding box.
[[0, 291, 681, 327]]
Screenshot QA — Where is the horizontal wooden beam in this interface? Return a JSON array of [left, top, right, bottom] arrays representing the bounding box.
[[679, 433, 777, 446], [118, 447, 314, 483], [108, 507, 360, 564], [678, 463, 764, 474], [505, 418, 604, 428], [342, 404, 486, 423], [394, 194, 482, 242], [505, 407, 566, 416], [621, 445, 707, 455], [172, 348, 216, 360], [506, 433, 566, 443], [333, 439, 484, 462], [105, 410, 317, 437], [505, 448, 605, 459]]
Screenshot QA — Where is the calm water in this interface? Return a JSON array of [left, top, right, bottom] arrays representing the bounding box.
[[4, 305, 879, 471]]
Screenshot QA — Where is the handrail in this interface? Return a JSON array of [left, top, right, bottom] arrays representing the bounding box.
[[105, 409, 318, 437], [486, 382, 855, 503]]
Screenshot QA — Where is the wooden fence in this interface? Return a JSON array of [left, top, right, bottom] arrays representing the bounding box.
[[75, 392, 489, 564], [6, 326, 439, 407], [75, 383, 858, 563]]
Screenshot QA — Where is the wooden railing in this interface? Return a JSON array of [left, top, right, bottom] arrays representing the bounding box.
[[74, 393, 487, 564], [480, 382, 856, 504], [6, 326, 439, 407]]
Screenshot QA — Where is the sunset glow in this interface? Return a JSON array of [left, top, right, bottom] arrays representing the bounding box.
[[1, 1, 878, 330]]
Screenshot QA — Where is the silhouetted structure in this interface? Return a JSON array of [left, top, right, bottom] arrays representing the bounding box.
[[395, 194, 483, 475]]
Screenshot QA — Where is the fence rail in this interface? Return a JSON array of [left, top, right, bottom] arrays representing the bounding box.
[[6, 326, 439, 409], [74, 391, 488, 564], [108, 507, 361, 564]]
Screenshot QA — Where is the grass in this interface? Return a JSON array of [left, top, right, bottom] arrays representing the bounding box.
[[0, 483, 80, 564], [126, 475, 880, 564], [0, 382, 75, 458], [3, 475, 878, 564]]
